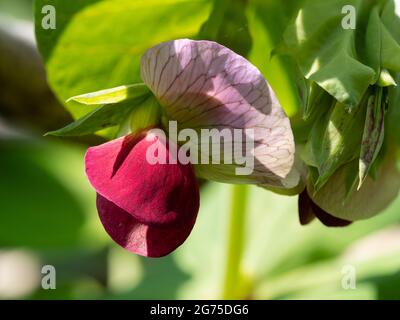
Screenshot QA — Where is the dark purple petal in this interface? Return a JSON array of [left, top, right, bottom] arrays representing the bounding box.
[[298, 190, 316, 225], [85, 133, 199, 225], [97, 194, 197, 257], [85, 132, 200, 256]]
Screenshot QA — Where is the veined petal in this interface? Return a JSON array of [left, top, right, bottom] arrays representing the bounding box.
[[141, 39, 296, 188]]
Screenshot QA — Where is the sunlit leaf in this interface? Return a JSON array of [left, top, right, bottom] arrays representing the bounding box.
[[282, 0, 375, 107], [366, 5, 400, 82], [35, 0, 212, 120], [248, 0, 302, 116], [46, 97, 148, 137]]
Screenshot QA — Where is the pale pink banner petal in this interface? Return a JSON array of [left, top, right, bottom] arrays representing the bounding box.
[[141, 39, 297, 188]]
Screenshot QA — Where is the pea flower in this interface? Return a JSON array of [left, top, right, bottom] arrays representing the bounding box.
[[85, 39, 297, 257]]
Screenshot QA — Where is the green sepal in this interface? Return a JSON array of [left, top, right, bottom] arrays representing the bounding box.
[[130, 95, 162, 134], [358, 88, 386, 189], [311, 99, 366, 191], [66, 84, 150, 105]]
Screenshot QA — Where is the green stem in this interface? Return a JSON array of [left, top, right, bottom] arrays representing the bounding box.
[[222, 184, 248, 299]]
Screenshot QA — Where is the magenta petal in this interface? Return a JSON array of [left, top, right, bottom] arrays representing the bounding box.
[[86, 132, 200, 256], [141, 39, 297, 188], [85, 133, 199, 225], [97, 194, 197, 257]]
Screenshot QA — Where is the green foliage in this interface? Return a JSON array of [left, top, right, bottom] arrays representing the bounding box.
[[199, 0, 252, 57], [366, 5, 400, 82], [303, 82, 333, 121], [35, 0, 212, 119], [0, 140, 102, 248], [35, 0, 102, 62], [248, 0, 302, 116], [281, 0, 400, 197], [66, 84, 150, 106], [310, 100, 366, 191], [282, 0, 375, 107]]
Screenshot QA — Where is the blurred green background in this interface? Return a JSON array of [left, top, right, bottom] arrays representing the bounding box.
[[1, 0, 400, 300]]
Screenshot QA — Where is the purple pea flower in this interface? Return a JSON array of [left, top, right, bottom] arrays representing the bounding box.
[[85, 39, 296, 257]]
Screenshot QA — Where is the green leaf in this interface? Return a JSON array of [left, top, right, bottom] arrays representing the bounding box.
[[46, 95, 149, 137], [199, 0, 252, 57], [380, 22, 400, 72], [381, 0, 400, 43], [67, 83, 150, 105], [282, 0, 375, 107], [34, 0, 103, 62], [366, 5, 400, 81], [309, 43, 375, 108], [130, 95, 162, 134], [304, 81, 333, 120], [0, 140, 104, 249], [366, 7, 383, 82], [35, 0, 212, 120], [247, 0, 302, 117]]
